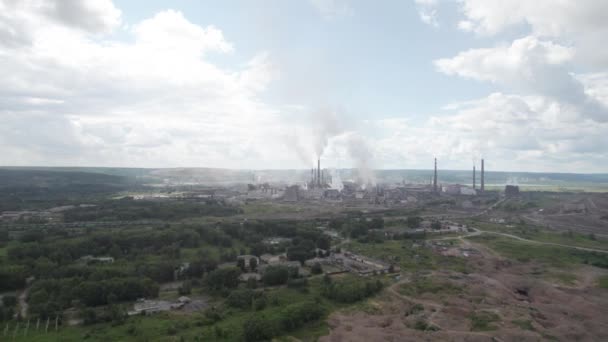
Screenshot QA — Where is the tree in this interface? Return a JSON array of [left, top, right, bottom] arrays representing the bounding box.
[[311, 262, 323, 275], [316, 236, 331, 251], [249, 257, 258, 271], [406, 216, 422, 228], [262, 266, 290, 286], [237, 258, 246, 271], [205, 267, 240, 291], [370, 217, 384, 229], [1, 295, 17, 307], [179, 280, 192, 295], [242, 316, 278, 342], [431, 221, 442, 230]]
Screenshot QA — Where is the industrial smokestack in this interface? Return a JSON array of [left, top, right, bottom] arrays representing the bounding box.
[[433, 158, 438, 193], [317, 158, 321, 188], [481, 159, 485, 192], [473, 165, 476, 189]]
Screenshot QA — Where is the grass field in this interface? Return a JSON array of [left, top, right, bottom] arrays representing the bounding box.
[[465, 220, 608, 251], [467, 234, 608, 268], [344, 240, 469, 273], [399, 277, 463, 297]]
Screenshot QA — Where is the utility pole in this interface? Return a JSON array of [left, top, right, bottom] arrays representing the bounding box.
[[481, 159, 485, 192]]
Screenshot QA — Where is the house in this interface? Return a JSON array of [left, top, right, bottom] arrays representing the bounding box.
[[128, 299, 185, 316], [80, 255, 114, 264], [260, 253, 285, 264]]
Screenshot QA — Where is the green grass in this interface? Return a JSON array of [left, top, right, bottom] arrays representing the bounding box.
[[464, 220, 608, 251], [598, 275, 608, 289], [467, 234, 608, 268], [345, 240, 469, 273], [546, 272, 577, 286], [469, 311, 500, 331], [399, 277, 462, 297], [512, 319, 535, 331], [0, 246, 7, 262]]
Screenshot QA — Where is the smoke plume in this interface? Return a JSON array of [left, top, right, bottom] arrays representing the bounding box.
[[346, 133, 376, 186]]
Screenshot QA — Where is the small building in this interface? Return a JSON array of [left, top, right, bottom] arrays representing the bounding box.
[[442, 184, 461, 195], [80, 255, 114, 264], [260, 253, 285, 264], [239, 273, 262, 281]]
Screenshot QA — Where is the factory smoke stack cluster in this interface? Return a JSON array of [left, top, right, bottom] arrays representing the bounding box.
[[481, 158, 485, 192], [317, 158, 321, 187], [473, 165, 476, 189]]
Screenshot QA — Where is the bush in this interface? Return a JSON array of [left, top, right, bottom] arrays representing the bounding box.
[[311, 262, 323, 275], [287, 278, 308, 289], [279, 301, 325, 331], [205, 267, 240, 291], [323, 278, 383, 303], [262, 266, 290, 286], [242, 316, 279, 342], [2, 295, 17, 307]]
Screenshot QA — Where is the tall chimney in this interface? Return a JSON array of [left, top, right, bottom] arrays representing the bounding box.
[[473, 165, 476, 189], [481, 159, 485, 192], [433, 158, 438, 193], [317, 158, 321, 187]]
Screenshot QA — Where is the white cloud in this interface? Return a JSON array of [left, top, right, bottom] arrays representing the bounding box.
[[309, 0, 354, 20], [457, 0, 608, 67], [414, 0, 439, 28], [435, 36, 608, 122], [133, 10, 233, 55], [0, 2, 304, 168], [0, 0, 121, 48], [371, 92, 608, 172]]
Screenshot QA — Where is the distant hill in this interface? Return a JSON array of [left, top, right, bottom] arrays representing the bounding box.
[[1, 167, 607, 191], [0, 168, 127, 188]]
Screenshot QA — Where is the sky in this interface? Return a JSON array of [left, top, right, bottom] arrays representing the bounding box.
[[0, 0, 607, 172]]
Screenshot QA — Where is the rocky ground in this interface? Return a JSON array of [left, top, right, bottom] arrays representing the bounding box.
[[319, 239, 608, 342]]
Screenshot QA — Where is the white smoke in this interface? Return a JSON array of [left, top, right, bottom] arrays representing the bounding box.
[[311, 107, 344, 158], [346, 133, 376, 186], [329, 168, 344, 190], [283, 106, 378, 186]]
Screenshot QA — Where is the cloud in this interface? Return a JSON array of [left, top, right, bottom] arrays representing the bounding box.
[[0, 0, 121, 48], [309, 0, 354, 20], [435, 36, 608, 122], [370, 92, 608, 172], [133, 10, 233, 55], [456, 0, 608, 67], [0, 2, 300, 168], [414, 0, 439, 28]]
